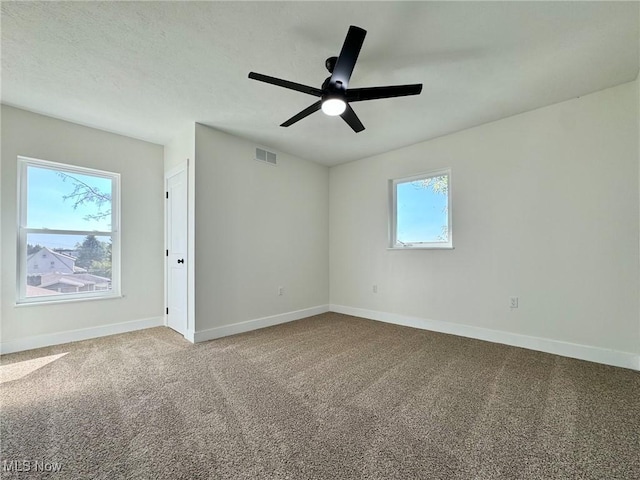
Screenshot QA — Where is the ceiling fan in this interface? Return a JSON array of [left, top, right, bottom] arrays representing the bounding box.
[[248, 26, 423, 133]]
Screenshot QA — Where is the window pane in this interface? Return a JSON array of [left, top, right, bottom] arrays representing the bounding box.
[[397, 175, 449, 243], [25, 233, 113, 298], [26, 165, 112, 231]]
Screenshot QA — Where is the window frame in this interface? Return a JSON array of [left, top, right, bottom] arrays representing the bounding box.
[[388, 168, 453, 250], [16, 156, 121, 305]]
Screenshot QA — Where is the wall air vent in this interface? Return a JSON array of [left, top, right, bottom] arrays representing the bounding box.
[[255, 148, 277, 166]]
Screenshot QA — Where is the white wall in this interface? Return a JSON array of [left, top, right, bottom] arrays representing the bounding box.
[[193, 124, 329, 337], [1, 106, 165, 351], [164, 124, 195, 172], [330, 80, 639, 366]]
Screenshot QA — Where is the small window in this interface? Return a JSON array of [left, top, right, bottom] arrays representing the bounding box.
[[17, 157, 120, 304], [389, 169, 452, 249]]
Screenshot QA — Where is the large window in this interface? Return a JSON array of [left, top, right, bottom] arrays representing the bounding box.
[[389, 169, 452, 249], [17, 157, 120, 304]]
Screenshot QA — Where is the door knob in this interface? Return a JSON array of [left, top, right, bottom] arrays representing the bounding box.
[[177, 258, 184, 264]]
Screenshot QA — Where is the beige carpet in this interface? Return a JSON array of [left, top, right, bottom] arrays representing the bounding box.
[[1, 312, 639, 479]]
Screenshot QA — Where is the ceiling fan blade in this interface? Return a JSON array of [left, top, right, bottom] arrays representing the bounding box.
[[340, 104, 365, 133], [249, 72, 322, 97], [280, 101, 323, 127], [330, 26, 367, 90], [347, 84, 423, 102]]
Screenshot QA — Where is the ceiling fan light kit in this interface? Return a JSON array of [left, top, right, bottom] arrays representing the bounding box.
[[321, 97, 347, 116], [249, 25, 423, 133]]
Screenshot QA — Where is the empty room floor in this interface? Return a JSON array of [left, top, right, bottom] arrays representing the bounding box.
[[1, 313, 638, 479]]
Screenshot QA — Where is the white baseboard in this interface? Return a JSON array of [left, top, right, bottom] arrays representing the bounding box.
[[330, 304, 639, 371], [0, 316, 165, 355], [194, 305, 330, 343]]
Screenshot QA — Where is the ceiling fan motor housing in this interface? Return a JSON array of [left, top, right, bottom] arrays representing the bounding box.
[[322, 75, 345, 96]]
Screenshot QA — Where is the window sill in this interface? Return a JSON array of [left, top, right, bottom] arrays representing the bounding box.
[[387, 246, 454, 250], [15, 293, 124, 307]]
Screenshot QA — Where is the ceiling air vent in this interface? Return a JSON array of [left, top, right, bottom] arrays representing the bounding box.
[[255, 148, 277, 166]]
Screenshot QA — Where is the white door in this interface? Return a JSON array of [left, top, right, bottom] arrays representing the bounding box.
[[166, 164, 188, 336]]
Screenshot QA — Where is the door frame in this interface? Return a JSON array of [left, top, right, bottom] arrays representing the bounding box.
[[164, 160, 192, 340]]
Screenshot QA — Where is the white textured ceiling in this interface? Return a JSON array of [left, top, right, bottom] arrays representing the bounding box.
[[2, 2, 638, 166]]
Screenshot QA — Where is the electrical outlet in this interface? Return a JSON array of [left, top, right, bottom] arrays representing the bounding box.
[[510, 297, 519, 309], [278, 286, 284, 296], [373, 285, 378, 293]]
